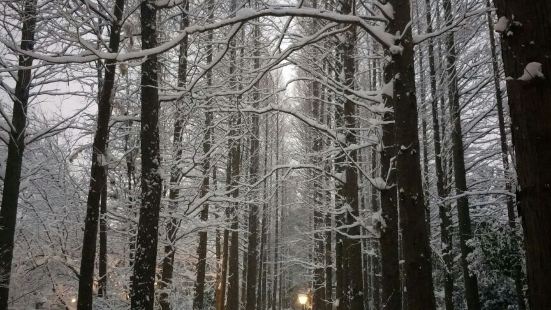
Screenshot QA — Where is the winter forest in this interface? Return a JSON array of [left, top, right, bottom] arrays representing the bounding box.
[[0, 0, 550, 309]]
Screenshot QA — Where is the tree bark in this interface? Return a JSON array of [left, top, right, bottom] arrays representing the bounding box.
[[311, 77, 326, 310], [226, 1, 242, 306], [216, 224, 230, 310], [441, 1, 481, 308], [258, 115, 270, 310], [378, 25, 402, 308], [193, 0, 213, 308], [226, 31, 242, 307], [245, 10, 262, 310], [493, 0, 551, 309], [130, 1, 161, 308], [76, 0, 125, 308], [332, 1, 365, 309], [385, 0, 436, 309], [226, 115, 242, 310], [424, 0, 454, 308], [380, 85, 401, 310], [271, 112, 280, 310], [485, 2, 526, 309], [159, 4, 189, 310], [0, 1, 37, 307], [98, 179, 108, 298]]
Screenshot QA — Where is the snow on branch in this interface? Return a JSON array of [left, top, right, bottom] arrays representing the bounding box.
[[2, 7, 399, 67]]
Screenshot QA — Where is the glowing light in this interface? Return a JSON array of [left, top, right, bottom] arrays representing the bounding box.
[[71, 298, 77, 303], [298, 293, 308, 305]]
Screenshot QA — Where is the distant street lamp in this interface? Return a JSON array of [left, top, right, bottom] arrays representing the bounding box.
[[298, 293, 308, 310]]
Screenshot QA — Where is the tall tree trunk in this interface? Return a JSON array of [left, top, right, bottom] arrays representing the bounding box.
[[334, 37, 344, 310], [324, 194, 333, 310], [384, 0, 436, 309], [226, 21, 242, 306], [217, 25, 243, 305], [245, 10, 262, 310], [271, 112, 280, 310], [493, 0, 551, 308], [311, 78, 326, 310], [76, 1, 125, 308], [226, 113, 242, 310], [424, 0, 454, 308], [369, 151, 381, 310], [442, 1, 481, 308], [216, 219, 230, 310], [323, 58, 334, 310], [98, 179, 108, 298], [130, 1, 161, 308], [485, 3, 526, 309], [124, 87, 137, 299], [193, 0, 213, 307], [379, 85, 401, 310], [160, 5, 189, 310], [258, 115, 270, 310], [334, 1, 364, 309], [0, 1, 37, 307], [378, 26, 401, 308], [277, 184, 284, 310]]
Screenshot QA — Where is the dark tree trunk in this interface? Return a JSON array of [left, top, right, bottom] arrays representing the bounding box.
[[379, 88, 401, 310], [244, 89, 260, 309], [226, 3, 242, 306], [245, 11, 261, 310], [311, 79, 326, 310], [258, 115, 270, 310], [193, 0, 213, 308], [493, 0, 551, 309], [271, 113, 280, 310], [485, 2, 526, 309], [0, 1, 37, 307], [226, 176, 241, 310], [76, 1, 125, 308], [124, 101, 137, 299], [130, 2, 161, 309], [159, 4, 189, 309], [424, 0, 454, 308], [324, 209, 333, 310], [226, 112, 242, 310], [332, 1, 364, 309], [98, 179, 108, 298], [378, 26, 401, 308], [334, 34, 344, 310], [323, 57, 334, 310], [442, 1, 481, 308], [370, 38, 382, 310], [216, 226, 230, 310], [385, 0, 436, 309]]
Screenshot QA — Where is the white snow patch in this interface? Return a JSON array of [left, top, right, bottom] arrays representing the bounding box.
[[381, 79, 394, 98], [494, 16, 509, 33], [518, 62, 544, 81], [236, 7, 255, 18], [379, 2, 394, 19], [389, 44, 403, 55], [98, 153, 109, 167], [335, 171, 346, 183], [372, 177, 387, 190]]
